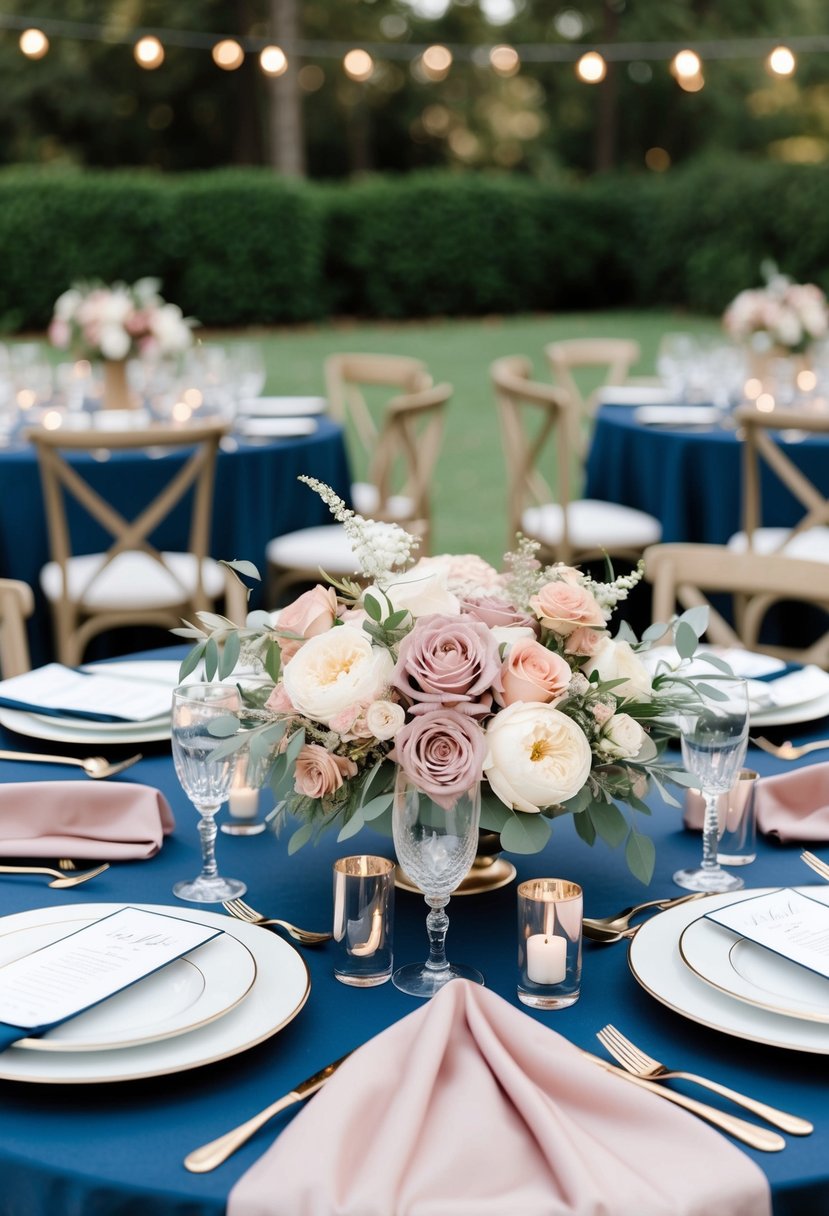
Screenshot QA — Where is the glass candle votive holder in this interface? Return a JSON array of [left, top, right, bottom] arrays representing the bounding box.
[[517, 878, 582, 1010], [333, 856, 395, 987], [686, 768, 758, 866]]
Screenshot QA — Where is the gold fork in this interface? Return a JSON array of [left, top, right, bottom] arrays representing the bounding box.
[[752, 736, 829, 761], [222, 899, 332, 945], [0, 863, 110, 889], [801, 850, 829, 882], [597, 1025, 812, 1135]]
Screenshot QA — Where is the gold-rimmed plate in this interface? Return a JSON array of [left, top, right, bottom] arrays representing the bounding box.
[[0, 912, 256, 1052], [0, 903, 310, 1083], [628, 886, 829, 1054]]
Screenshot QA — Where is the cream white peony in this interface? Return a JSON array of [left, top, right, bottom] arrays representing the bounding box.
[[281, 626, 394, 726], [597, 713, 646, 760], [582, 637, 653, 702], [368, 565, 461, 619], [483, 702, 592, 814]]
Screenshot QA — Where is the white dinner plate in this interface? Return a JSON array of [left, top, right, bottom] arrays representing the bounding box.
[[595, 385, 676, 407], [236, 417, 318, 439], [1, 912, 256, 1051], [750, 691, 829, 727], [633, 405, 721, 427], [629, 886, 829, 1053], [0, 903, 310, 1083], [679, 912, 829, 1024], [237, 396, 327, 417]]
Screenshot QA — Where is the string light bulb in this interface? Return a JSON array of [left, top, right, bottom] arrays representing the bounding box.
[[19, 28, 49, 59], [259, 45, 288, 76], [134, 35, 164, 70], [343, 49, 374, 82], [672, 49, 701, 79], [489, 45, 520, 77], [576, 51, 606, 83], [212, 39, 244, 71], [421, 45, 453, 81], [768, 45, 796, 76]]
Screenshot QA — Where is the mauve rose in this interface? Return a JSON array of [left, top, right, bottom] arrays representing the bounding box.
[[461, 595, 539, 633], [496, 638, 572, 707], [294, 744, 358, 799], [563, 626, 608, 658], [276, 585, 339, 662], [392, 613, 502, 716], [394, 708, 486, 810], [529, 581, 607, 637]]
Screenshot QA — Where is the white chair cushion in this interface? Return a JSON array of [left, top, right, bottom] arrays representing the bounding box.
[[41, 551, 226, 610], [522, 500, 661, 550], [727, 527, 829, 562], [266, 526, 360, 576], [351, 481, 415, 521]]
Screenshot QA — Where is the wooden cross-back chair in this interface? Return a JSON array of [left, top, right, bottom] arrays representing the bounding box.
[[543, 338, 641, 462], [729, 404, 829, 562], [0, 578, 33, 677], [491, 355, 660, 565], [266, 382, 451, 602], [644, 543, 829, 668], [28, 421, 246, 665]]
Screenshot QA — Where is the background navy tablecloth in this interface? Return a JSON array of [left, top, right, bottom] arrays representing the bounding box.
[[585, 404, 829, 544], [0, 655, 827, 1214], [0, 419, 351, 665]]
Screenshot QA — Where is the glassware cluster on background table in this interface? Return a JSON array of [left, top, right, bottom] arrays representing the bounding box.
[[0, 650, 827, 1214]]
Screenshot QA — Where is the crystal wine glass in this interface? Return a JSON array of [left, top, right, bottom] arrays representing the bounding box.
[[392, 775, 484, 998], [171, 683, 246, 903], [675, 677, 750, 893]]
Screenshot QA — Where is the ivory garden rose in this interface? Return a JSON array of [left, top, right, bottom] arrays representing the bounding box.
[[281, 625, 394, 726], [483, 702, 593, 815], [582, 637, 653, 702]]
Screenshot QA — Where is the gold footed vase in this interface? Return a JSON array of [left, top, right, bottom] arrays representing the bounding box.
[[102, 358, 136, 410], [395, 830, 517, 897]]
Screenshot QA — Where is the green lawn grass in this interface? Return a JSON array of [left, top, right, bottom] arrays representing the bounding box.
[[229, 311, 722, 564]]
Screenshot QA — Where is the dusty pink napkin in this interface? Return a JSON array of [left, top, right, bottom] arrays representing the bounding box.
[[684, 763, 829, 842], [228, 980, 770, 1216], [0, 781, 174, 859]]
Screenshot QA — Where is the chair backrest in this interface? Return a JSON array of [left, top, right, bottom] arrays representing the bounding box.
[[490, 355, 575, 554], [0, 578, 33, 677], [324, 353, 433, 464], [27, 420, 228, 610], [367, 382, 451, 548], [544, 338, 640, 461], [644, 542, 829, 667], [735, 404, 829, 553]]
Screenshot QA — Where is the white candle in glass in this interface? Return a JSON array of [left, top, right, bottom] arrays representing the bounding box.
[[228, 785, 259, 820], [526, 934, 567, 985]]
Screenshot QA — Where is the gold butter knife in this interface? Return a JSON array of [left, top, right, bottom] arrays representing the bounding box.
[[184, 1053, 351, 1173], [583, 1052, 785, 1152]]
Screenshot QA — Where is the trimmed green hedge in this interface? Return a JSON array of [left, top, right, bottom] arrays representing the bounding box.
[[1, 160, 828, 330]]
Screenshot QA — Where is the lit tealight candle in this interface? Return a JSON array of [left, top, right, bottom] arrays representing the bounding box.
[[526, 933, 567, 985], [228, 785, 259, 820]]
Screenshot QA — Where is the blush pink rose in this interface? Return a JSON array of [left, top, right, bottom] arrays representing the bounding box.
[[394, 708, 486, 810], [564, 626, 608, 657], [392, 613, 502, 716], [461, 596, 539, 633], [276, 585, 339, 662], [529, 581, 606, 637], [265, 683, 296, 714], [293, 744, 358, 799], [496, 638, 572, 707], [328, 702, 374, 740]]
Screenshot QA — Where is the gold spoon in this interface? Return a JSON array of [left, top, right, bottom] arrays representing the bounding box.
[[0, 750, 142, 779], [0, 863, 110, 888]]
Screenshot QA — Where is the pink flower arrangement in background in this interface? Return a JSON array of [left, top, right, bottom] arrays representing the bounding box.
[[722, 263, 829, 353], [49, 278, 196, 362]]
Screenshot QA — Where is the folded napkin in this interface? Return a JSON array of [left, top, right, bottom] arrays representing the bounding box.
[[0, 782, 174, 859], [753, 762, 829, 842], [229, 980, 769, 1216]]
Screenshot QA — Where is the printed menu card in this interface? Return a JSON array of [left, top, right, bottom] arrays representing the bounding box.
[[0, 908, 220, 1031], [0, 664, 172, 722], [706, 889, 829, 980]]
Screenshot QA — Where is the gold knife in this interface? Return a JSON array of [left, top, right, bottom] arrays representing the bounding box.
[[184, 1053, 351, 1173], [583, 1052, 785, 1152]]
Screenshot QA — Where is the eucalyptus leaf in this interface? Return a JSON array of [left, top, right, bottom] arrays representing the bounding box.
[[678, 605, 709, 638], [284, 727, 307, 766], [204, 636, 219, 681], [499, 812, 552, 854], [694, 681, 730, 702], [625, 829, 656, 884], [641, 621, 670, 642], [361, 793, 393, 821], [614, 620, 638, 644], [364, 593, 382, 622], [264, 640, 282, 684], [573, 809, 597, 846], [222, 559, 261, 581], [178, 642, 206, 681], [207, 714, 240, 738], [288, 822, 314, 855], [674, 620, 698, 660], [697, 651, 734, 675], [218, 631, 241, 680], [650, 775, 681, 808], [588, 801, 628, 848], [479, 794, 511, 833], [337, 810, 366, 842]]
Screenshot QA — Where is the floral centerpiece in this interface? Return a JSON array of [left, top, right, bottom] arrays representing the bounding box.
[[177, 479, 709, 884], [722, 262, 829, 355]]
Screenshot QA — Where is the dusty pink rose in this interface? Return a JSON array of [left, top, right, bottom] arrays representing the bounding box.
[[293, 744, 358, 799], [529, 581, 606, 637], [394, 708, 486, 810], [461, 595, 539, 633], [496, 638, 572, 707], [328, 702, 374, 740], [265, 683, 296, 714], [564, 626, 608, 657], [276, 585, 339, 662], [392, 613, 502, 716]]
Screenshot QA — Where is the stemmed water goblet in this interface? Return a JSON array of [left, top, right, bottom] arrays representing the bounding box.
[[675, 676, 750, 893], [171, 683, 246, 903], [392, 775, 484, 998]]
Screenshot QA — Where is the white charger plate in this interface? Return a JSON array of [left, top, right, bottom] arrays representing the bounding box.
[[679, 912, 829, 1024], [236, 417, 318, 439], [0, 903, 310, 1083], [237, 396, 327, 417], [628, 886, 829, 1053], [1, 912, 256, 1051]]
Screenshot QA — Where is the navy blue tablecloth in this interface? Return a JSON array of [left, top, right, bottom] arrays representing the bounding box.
[[0, 664, 827, 1214], [585, 404, 829, 544], [0, 419, 351, 666]]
